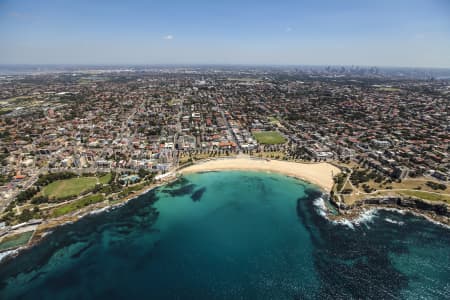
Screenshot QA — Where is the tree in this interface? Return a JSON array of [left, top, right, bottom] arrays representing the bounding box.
[[18, 208, 33, 223], [137, 168, 150, 180]]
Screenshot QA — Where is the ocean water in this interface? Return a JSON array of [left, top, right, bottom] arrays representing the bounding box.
[[0, 171, 449, 299]]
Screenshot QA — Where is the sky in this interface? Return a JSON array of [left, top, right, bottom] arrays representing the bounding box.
[[0, 0, 449, 67]]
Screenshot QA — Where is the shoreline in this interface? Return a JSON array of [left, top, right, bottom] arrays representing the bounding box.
[[326, 195, 450, 227], [180, 157, 340, 192], [327, 204, 450, 229], [1, 160, 449, 262], [0, 176, 179, 263]]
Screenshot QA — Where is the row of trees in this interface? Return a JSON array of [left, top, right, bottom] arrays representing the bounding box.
[[16, 186, 40, 203], [426, 181, 447, 191], [35, 171, 77, 187]]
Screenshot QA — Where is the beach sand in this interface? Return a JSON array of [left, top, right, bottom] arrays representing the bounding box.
[[180, 157, 340, 192]]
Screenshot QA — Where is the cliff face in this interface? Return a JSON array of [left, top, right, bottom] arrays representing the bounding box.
[[396, 198, 449, 217], [335, 196, 450, 218]]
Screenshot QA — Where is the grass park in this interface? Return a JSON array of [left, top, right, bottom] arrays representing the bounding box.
[[398, 190, 450, 204], [41, 173, 112, 200], [52, 194, 105, 217], [253, 131, 286, 145]]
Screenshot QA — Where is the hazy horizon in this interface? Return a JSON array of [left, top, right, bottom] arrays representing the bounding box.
[[1, 63, 450, 71], [1, 0, 450, 68]]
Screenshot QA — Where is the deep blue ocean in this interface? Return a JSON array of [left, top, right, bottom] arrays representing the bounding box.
[[0, 171, 449, 299]]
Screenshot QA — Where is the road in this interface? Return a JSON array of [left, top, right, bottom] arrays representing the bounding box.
[[220, 109, 241, 150]]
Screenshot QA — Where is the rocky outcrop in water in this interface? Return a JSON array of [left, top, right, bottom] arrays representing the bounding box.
[[332, 195, 450, 223]]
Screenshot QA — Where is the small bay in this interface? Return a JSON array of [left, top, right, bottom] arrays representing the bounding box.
[[0, 171, 449, 299]]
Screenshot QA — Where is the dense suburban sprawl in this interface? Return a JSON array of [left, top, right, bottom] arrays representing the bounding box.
[[0, 67, 449, 231]]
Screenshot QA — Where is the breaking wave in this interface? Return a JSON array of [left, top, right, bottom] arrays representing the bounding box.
[[312, 196, 379, 230], [312, 197, 327, 217], [0, 249, 18, 263], [384, 218, 405, 226], [379, 207, 450, 230], [314, 198, 449, 231], [353, 209, 378, 226]]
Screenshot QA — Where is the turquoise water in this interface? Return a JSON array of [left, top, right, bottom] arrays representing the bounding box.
[[0, 171, 449, 299]]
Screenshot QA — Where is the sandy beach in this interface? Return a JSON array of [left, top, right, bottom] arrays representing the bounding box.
[[180, 157, 340, 192]]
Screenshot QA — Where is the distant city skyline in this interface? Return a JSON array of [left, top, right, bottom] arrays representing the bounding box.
[[1, 0, 449, 68]]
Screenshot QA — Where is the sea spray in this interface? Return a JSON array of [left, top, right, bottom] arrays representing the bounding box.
[[353, 209, 378, 225], [313, 197, 328, 217], [312, 195, 357, 229], [312, 194, 378, 229]]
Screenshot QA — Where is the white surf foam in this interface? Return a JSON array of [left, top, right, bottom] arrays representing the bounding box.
[[89, 207, 110, 215], [384, 218, 404, 226], [326, 206, 449, 230], [329, 209, 378, 230], [313, 197, 327, 217], [313, 196, 360, 229], [353, 209, 378, 226], [0, 249, 19, 263], [334, 219, 355, 230], [379, 207, 450, 230]]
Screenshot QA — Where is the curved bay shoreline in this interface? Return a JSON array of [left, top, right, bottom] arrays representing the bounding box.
[[1, 159, 449, 263], [180, 157, 340, 192], [181, 158, 449, 227]]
